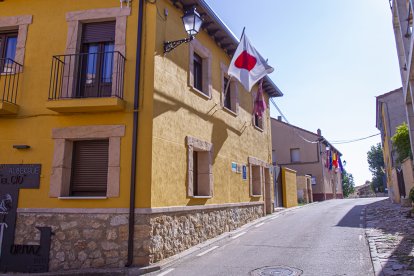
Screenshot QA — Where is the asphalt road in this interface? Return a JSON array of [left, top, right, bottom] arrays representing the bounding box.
[[152, 198, 384, 276]]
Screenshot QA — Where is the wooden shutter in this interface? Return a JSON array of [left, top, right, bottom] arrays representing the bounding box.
[[82, 21, 116, 44], [70, 140, 109, 196]]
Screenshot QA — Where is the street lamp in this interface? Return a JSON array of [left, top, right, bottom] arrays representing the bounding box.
[[164, 6, 203, 54]]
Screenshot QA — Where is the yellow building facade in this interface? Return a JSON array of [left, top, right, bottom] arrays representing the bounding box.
[[0, 0, 282, 272]]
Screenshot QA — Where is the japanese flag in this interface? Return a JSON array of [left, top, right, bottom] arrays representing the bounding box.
[[228, 34, 274, 92]]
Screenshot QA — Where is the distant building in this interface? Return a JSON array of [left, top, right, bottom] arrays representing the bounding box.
[[355, 181, 375, 198], [375, 88, 406, 201], [271, 118, 343, 201]]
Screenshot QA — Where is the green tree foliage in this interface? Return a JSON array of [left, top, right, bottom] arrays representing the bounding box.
[[341, 169, 355, 198], [367, 143, 385, 193], [391, 122, 412, 164]]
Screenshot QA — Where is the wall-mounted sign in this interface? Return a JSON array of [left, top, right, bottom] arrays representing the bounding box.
[[0, 164, 41, 188], [242, 165, 247, 181], [236, 164, 242, 174], [311, 176, 317, 185], [0, 164, 51, 273], [231, 162, 237, 172]]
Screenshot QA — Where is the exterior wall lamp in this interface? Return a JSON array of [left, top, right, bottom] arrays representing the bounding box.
[[164, 6, 203, 54]]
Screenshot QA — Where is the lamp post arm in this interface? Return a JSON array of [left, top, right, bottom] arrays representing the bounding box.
[[164, 36, 194, 54]]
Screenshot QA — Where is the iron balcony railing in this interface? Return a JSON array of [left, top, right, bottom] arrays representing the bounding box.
[[49, 51, 126, 100], [0, 58, 22, 105]]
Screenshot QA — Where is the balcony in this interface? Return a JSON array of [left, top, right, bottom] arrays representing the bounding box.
[[47, 51, 126, 113], [0, 58, 22, 115]]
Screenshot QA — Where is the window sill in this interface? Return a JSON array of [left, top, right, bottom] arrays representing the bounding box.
[[0, 101, 19, 115], [223, 106, 238, 117], [189, 85, 211, 100], [46, 97, 126, 113], [58, 196, 108, 200], [253, 124, 264, 132], [251, 194, 262, 198], [191, 196, 213, 199]]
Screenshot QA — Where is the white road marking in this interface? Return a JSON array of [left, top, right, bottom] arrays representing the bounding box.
[[269, 216, 279, 220], [157, 268, 174, 276], [359, 224, 363, 228], [196, 246, 219, 256], [359, 234, 363, 241], [231, 232, 247, 239], [255, 222, 265, 228]]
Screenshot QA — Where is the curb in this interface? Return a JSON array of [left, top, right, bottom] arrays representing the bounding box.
[[142, 201, 320, 275], [363, 206, 384, 276]]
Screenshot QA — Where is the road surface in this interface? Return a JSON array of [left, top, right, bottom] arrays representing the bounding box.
[[152, 198, 383, 276]]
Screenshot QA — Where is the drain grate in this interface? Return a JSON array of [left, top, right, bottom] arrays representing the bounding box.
[[250, 266, 303, 276]]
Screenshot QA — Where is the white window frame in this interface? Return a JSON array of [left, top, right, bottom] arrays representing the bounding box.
[[290, 148, 300, 163]]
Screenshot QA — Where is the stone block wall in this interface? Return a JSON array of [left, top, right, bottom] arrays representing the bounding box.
[[14, 203, 263, 272], [15, 212, 131, 271], [147, 204, 263, 263]]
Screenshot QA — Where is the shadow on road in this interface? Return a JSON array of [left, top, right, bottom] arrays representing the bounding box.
[[335, 204, 366, 228]]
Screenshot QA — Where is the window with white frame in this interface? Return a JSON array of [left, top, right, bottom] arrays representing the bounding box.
[[186, 136, 213, 198], [290, 148, 300, 163], [189, 39, 212, 98]]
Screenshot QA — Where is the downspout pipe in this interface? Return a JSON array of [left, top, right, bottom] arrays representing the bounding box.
[[126, 0, 144, 267]]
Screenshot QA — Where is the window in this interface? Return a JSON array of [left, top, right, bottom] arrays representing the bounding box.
[[220, 63, 239, 114], [50, 125, 125, 198], [248, 156, 266, 197], [60, 7, 130, 99], [0, 15, 32, 66], [186, 136, 213, 198], [78, 21, 115, 98], [70, 140, 109, 196], [254, 114, 264, 129], [250, 165, 262, 196], [290, 148, 300, 163], [193, 53, 203, 91], [0, 32, 17, 73], [189, 39, 212, 98]]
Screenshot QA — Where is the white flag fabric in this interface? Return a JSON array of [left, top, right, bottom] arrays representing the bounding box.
[[228, 34, 274, 92]]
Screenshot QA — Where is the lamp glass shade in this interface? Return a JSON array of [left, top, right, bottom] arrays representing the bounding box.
[[182, 7, 203, 36]]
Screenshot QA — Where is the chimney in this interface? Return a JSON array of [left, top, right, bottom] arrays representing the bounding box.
[[317, 129, 322, 136], [277, 116, 282, 121]]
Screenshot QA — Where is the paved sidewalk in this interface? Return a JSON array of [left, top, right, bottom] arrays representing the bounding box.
[[366, 198, 414, 276]]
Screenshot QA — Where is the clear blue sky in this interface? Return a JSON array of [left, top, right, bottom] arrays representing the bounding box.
[[205, 0, 402, 186]]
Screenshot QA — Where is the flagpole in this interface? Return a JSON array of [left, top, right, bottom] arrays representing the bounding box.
[[223, 75, 232, 100], [224, 27, 245, 100]]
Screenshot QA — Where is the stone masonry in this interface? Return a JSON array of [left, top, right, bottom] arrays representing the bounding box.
[[14, 204, 263, 271], [366, 199, 414, 275]]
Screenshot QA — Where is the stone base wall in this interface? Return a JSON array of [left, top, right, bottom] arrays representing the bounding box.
[[14, 203, 263, 272], [145, 204, 263, 264], [15, 212, 130, 271]]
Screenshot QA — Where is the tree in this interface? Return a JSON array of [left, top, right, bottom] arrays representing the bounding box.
[[391, 122, 412, 164], [342, 169, 355, 197], [367, 143, 385, 193]]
